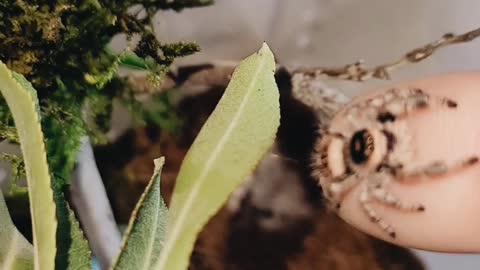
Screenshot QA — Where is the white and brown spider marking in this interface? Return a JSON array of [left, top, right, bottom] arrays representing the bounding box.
[[310, 87, 479, 238]]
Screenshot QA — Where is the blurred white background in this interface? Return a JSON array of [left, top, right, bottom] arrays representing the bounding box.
[[155, 1, 480, 269], [157, 0, 480, 95]]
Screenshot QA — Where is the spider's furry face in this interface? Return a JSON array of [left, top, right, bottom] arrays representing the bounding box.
[[313, 127, 390, 203]]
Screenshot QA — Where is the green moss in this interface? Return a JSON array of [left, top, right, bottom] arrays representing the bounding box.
[[0, 0, 211, 185]]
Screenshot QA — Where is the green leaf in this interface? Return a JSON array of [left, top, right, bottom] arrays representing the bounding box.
[[105, 47, 155, 71], [117, 52, 155, 71], [111, 157, 168, 270], [0, 190, 34, 270], [0, 63, 91, 270], [53, 184, 91, 270], [154, 43, 280, 270], [0, 62, 57, 270]]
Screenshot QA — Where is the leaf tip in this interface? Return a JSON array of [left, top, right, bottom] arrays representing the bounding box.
[[154, 157, 165, 172], [259, 42, 274, 59]]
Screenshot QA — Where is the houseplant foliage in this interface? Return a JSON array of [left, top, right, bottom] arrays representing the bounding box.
[[0, 0, 212, 192], [0, 1, 211, 268], [0, 43, 280, 270]]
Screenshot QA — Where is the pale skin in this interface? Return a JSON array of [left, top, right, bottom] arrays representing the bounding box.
[[332, 72, 480, 253]]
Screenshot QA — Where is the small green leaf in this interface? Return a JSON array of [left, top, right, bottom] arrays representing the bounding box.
[[117, 52, 155, 71], [0, 191, 33, 270], [0, 62, 57, 270], [154, 43, 280, 270], [111, 157, 168, 270], [53, 184, 91, 270]]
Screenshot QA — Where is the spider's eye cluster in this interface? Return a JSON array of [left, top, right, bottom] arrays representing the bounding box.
[[349, 129, 374, 164]]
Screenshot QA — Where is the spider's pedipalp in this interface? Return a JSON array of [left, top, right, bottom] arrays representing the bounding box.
[[324, 174, 361, 210]]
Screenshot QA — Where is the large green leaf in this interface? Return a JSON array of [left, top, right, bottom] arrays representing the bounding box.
[[0, 62, 57, 270], [0, 191, 33, 270], [154, 43, 280, 270], [111, 157, 168, 270]]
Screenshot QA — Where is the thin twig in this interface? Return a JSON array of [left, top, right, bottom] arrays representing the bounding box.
[[293, 26, 480, 81]]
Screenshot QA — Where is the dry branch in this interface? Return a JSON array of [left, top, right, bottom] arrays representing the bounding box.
[[293, 26, 480, 81]]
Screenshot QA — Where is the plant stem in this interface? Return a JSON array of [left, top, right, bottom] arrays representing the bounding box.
[[70, 137, 121, 270]]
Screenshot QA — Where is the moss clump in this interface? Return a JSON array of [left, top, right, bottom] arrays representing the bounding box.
[[0, 0, 212, 185]]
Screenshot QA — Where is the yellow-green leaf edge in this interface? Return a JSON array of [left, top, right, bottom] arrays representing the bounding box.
[[0, 62, 57, 270], [155, 43, 280, 270]]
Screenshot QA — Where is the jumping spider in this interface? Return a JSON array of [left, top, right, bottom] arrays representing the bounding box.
[[310, 87, 478, 238]]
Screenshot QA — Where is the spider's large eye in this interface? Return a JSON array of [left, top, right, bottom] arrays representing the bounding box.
[[349, 129, 374, 164]]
